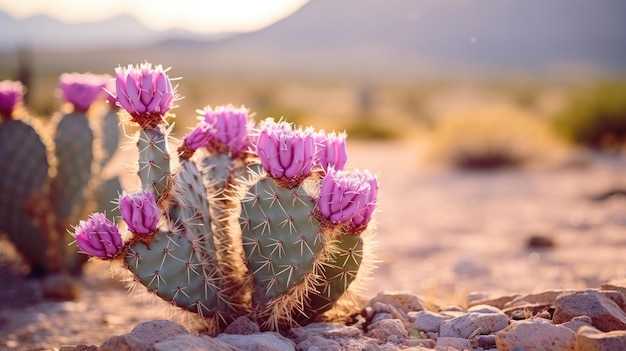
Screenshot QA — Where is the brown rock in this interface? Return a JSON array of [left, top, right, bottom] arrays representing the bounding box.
[[575, 325, 626, 351], [495, 318, 576, 351], [502, 289, 573, 316], [366, 319, 408, 341], [553, 289, 626, 332], [59, 345, 97, 351], [41, 273, 80, 300], [600, 278, 626, 300]]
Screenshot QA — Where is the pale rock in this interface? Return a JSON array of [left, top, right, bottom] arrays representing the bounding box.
[[467, 292, 519, 310], [495, 318, 576, 351], [553, 289, 626, 331], [153, 334, 239, 351], [436, 336, 472, 349], [217, 332, 295, 351], [575, 325, 626, 351], [403, 338, 437, 348], [600, 278, 626, 298], [502, 289, 573, 315], [453, 256, 490, 277], [366, 318, 408, 342], [99, 320, 189, 351], [408, 310, 452, 333], [439, 307, 509, 338]]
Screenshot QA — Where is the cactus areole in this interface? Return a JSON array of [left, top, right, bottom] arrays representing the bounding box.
[[73, 62, 379, 334]]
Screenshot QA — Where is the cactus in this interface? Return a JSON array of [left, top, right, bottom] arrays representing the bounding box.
[[0, 74, 124, 275], [72, 62, 379, 333]]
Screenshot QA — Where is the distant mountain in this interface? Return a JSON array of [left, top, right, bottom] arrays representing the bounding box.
[[0, 10, 227, 50], [2, 0, 625, 79], [192, 0, 626, 78]]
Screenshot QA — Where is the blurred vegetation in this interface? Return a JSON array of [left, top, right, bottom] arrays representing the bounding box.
[[426, 104, 563, 170], [551, 81, 626, 151]]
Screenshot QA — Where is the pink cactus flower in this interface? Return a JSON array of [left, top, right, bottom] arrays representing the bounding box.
[[202, 105, 253, 157], [59, 73, 108, 113], [314, 130, 348, 171], [178, 120, 214, 159], [0, 80, 24, 120], [74, 213, 123, 259], [119, 191, 160, 235], [317, 167, 378, 231], [256, 119, 316, 183], [112, 62, 175, 128]]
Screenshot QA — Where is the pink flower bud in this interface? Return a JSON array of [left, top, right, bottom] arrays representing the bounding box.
[[112, 62, 176, 128], [317, 168, 378, 230], [119, 191, 160, 235], [202, 105, 253, 157], [183, 120, 213, 151], [0, 80, 24, 120], [256, 119, 316, 182], [314, 130, 348, 171], [74, 213, 123, 259], [59, 73, 108, 112]]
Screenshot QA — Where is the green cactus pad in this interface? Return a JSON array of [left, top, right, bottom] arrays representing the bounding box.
[[125, 229, 229, 319], [137, 126, 171, 205], [0, 119, 50, 274], [240, 177, 323, 303], [52, 112, 94, 221]]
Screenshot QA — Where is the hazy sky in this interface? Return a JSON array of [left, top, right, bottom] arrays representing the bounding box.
[[0, 0, 309, 34]]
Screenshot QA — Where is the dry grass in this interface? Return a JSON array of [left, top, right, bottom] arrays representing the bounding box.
[[425, 103, 566, 170]]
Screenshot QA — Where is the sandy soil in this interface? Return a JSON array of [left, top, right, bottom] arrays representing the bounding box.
[[0, 141, 624, 350]]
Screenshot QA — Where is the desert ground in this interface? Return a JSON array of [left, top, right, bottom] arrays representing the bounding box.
[[0, 137, 624, 350]]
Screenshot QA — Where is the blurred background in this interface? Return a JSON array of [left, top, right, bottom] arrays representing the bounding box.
[[1, 0, 625, 152]]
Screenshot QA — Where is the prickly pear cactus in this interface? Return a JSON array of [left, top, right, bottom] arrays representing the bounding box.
[[72, 62, 379, 334], [0, 75, 124, 276]]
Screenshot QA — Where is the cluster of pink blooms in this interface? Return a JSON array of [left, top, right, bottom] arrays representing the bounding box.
[[59, 73, 109, 112], [255, 119, 377, 230], [74, 190, 159, 259], [181, 105, 254, 158], [0, 80, 24, 120]]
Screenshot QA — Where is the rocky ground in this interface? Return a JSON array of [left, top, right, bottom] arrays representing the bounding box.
[[0, 141, 625, 350]]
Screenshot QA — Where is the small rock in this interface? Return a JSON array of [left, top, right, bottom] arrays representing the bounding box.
[[154, 334, 239, 351], [561, 315, 594, 333], [467, 292, 519, 310], [408, 310, 451, 333], [223, 316, 261, 335], [99, 320, 190, 351], [288, 322, 362, 343], [367, 292, 425, 313], [495, 318, 576, 351], [218, 332, 295, 351], [502, 289, 573, 316], [371, 312, 394, 324], [41, 273, 80, 300], [575, 325, 626, 351], [402, 338, 437, 348], [553, 289, 626, 331], [526, 234, 555, 248], [436, 336, 472, 350], [296, 335, 342, 351], [472, 334, 496, 349], [366, 319, 408, 342], [439, 308, 509, 338], [453, 256, 490, 277], [59, 345, 97, 351], [600, 278, 626, 300]]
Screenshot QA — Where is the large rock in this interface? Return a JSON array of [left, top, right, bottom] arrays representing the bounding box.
[[495, 318, 576, 351], [439, 304, 509, 338], [575, 325, 626, 351], [99, 320, 190, 351], [553, 289, 626, 332], [408, 310, 452, 333]]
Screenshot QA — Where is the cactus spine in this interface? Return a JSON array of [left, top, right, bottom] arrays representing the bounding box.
[[73, 63, 379, 333]]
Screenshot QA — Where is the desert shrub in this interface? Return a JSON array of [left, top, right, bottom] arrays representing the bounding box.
[[343, 117, 399, 140], [552, 82, 626, 151], [427, 104, 561, 170]]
